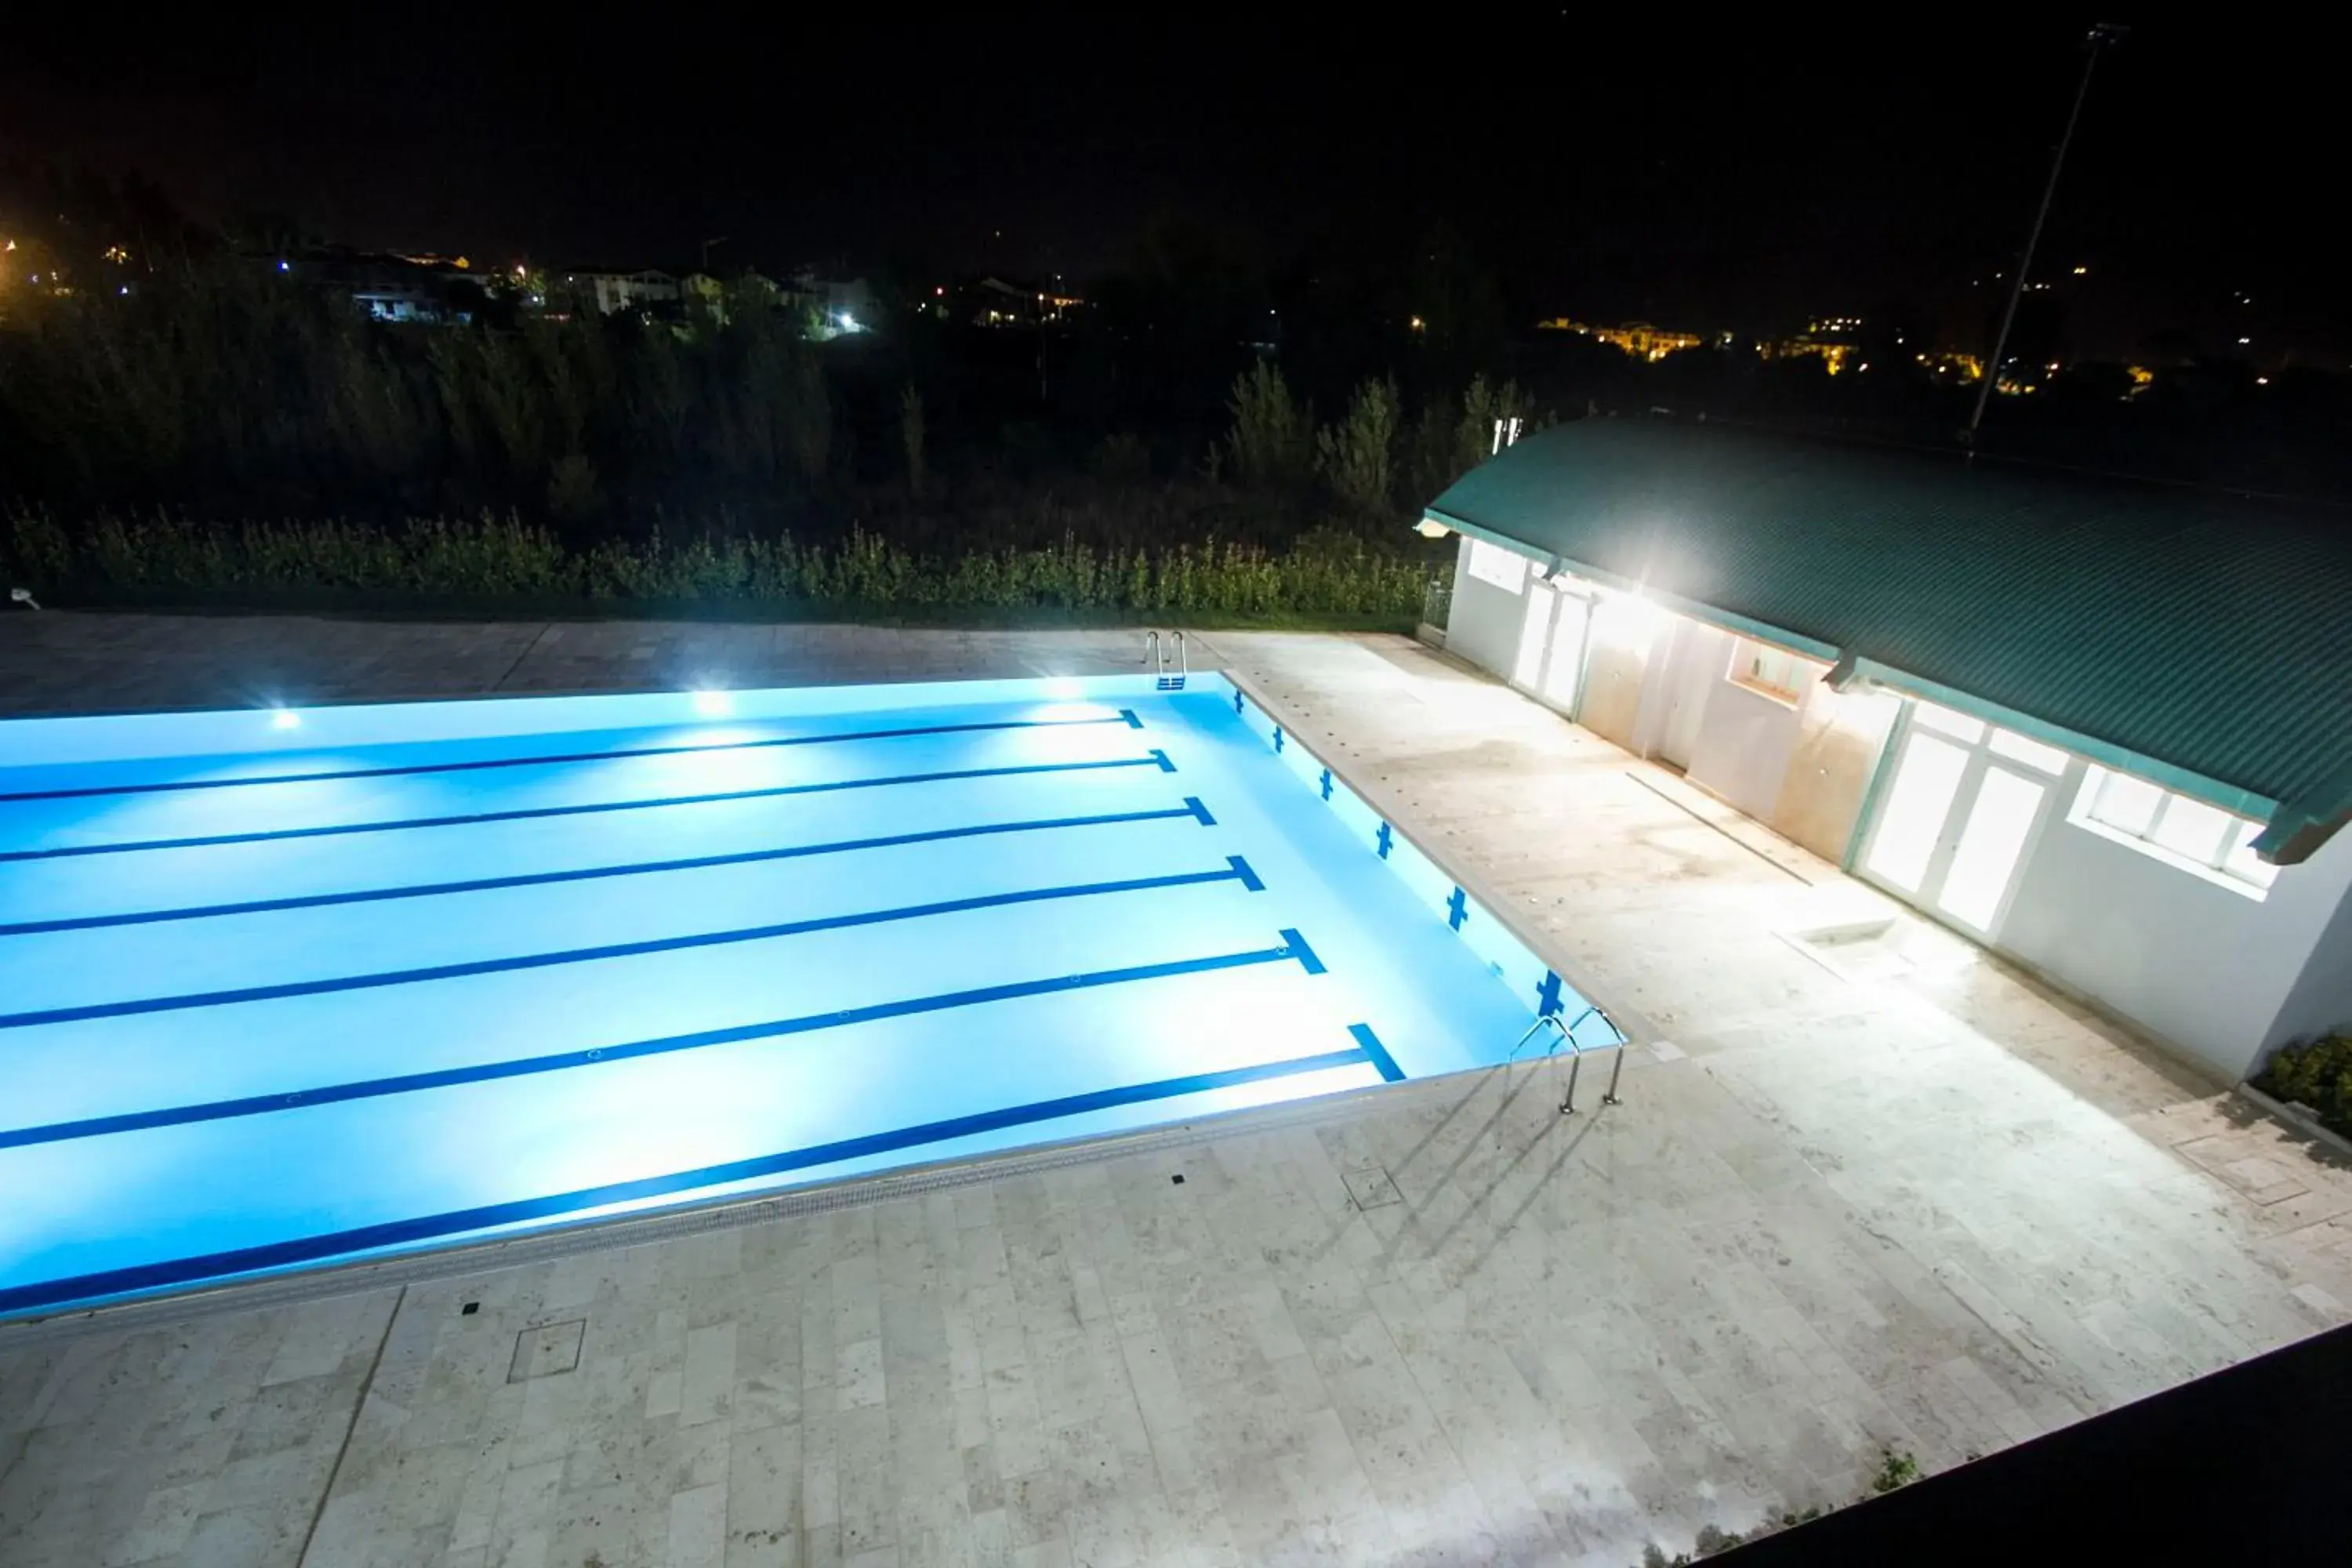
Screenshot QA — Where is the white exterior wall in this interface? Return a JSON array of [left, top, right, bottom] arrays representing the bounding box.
[[1432, 527, 2349, 1079], [1635, 620, 1729, 767], [1443, 535, 1534, 678], [2269, 869, 2352, 1051], [1991, 782, 2352, 1081], [1686, 666, 1802, 817]]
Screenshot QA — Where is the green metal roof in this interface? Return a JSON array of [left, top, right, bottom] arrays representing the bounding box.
[[1425, 419, 2352, 858]]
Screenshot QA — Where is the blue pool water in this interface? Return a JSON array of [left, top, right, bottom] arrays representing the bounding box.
[[0, 673, 1613, 1317]]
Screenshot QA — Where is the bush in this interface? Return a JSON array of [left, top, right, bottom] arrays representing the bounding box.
[[1222, 361, 1313, 487], [1, 506, 1443, 624], [2254, 1034, 2352, 1134], [1316, 376, 1401, 514]]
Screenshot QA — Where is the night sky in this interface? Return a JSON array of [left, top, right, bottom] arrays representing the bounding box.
[[3, 11, 2343, 359]]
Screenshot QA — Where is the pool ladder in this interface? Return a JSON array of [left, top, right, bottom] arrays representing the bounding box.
[[1507, 1005, 1627, 1115], [1145, 630, 1188, 691]]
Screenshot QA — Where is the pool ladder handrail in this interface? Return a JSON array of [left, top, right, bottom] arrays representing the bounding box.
[[1507, 1005, 1627, 1115], [1145, 629, 1188, 690]]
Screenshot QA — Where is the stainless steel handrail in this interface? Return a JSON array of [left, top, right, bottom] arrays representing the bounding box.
[[1506, 1014, 1566, 1062], [1144, 629, 1189, 689], [1553, 1006, 1628, 1115]]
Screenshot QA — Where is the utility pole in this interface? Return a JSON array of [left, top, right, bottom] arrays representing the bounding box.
[[1965, 22, 2126, 445]]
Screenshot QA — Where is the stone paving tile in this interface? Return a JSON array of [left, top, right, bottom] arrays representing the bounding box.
[[5, 619, 2352, 1567]]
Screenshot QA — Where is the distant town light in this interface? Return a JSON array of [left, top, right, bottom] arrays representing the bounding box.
[[2238, 336, 2252, 345], [277, 260, 290, 273], [2072, 265, 2089, 275], [1409, 316, 1425, 332], [2256, 376, 2270, 386]]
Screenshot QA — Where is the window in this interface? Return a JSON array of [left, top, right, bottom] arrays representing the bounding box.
[[1465, 539, 1527, 594], [2071, 766, 2278, 893], [1987, 728, 2068, 775], [1727, 637, 1817, 704]]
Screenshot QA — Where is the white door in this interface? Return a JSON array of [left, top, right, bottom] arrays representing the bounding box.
[[1510, 579, 1592, 716], [1860, 705, 2063, 936], [1541, 590, 1590, 710], [1936, 767, 2047, 930], [1510, 580, 1552, 689], [1862, 727, 1971, 893]]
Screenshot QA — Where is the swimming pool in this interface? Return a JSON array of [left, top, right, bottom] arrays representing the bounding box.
[[0, 672, 1617, 1317]]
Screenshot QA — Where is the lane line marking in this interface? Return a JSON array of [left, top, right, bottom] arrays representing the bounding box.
[[0, 711, 1140, 804], [0, 1033, 1370, 1316], [0, 931, 1327, 1148], [0, 862, 1268, 1032], [1348, 1023, 1406, 1083], [0, 755, 1170, 865], [0, 803, 1215, 937]]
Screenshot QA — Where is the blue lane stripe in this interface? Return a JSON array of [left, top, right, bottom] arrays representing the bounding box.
[[0, 862, 1266, 1032], [0, 1035, 1370, 1316], [1348, 1022, 1406, 1083], [0, 933, 1328, 1150], [0, 803, 1215, 938], [0, 755, 1167, 865], [0, 711, 1141, 804]]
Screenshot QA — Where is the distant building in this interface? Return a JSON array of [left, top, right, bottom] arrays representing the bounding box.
[[1759, 318, 1864, 374], [300, 249, 477, 324], [1536, 318, 1703, 362], [786, 270, 875, 337], [681, 270, 784, 325], [1918, 350, 1985, 383], [560, 268, 681, 316], [966, 276, 1081, 328]]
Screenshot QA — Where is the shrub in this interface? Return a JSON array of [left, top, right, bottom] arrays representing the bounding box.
[[2255, 1033, 2352, 1134], [898, 384, 927, 499], [1089, 432, 1151, 483], [1222, 361, 1312, 487], [1316, 376, 1402, 514], [0, 506, 1443, 624]]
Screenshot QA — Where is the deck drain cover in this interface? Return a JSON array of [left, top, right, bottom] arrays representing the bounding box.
[[1341, 1166, 1403, 1210], [508, 1318, 586, 1383]]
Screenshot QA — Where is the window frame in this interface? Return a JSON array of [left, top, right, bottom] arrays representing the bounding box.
[[1464, 539, 1527, 594], [2069, 764, 2278, 897], [1726, 637, 1817, 706]]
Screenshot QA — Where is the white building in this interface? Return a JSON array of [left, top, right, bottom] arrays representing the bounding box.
[[562, 268, 681, 316], [1424, 418, 2352, 1083]]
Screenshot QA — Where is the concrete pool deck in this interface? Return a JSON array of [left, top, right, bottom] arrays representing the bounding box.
[[3, 612, 2350, 1568]]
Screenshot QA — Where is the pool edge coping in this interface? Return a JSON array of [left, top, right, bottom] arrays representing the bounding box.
[[1217, 666, 1655, 1052], [0, 1051, 1629, 1346]]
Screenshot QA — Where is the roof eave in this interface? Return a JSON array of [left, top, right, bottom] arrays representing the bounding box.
[[1421, 506, 2328, 862]]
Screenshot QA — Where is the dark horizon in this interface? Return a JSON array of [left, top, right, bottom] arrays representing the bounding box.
[[4, 10, 2346, 362]]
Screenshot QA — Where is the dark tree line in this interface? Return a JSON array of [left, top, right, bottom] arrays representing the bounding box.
[[0, 266, 833, 532]]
